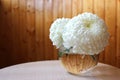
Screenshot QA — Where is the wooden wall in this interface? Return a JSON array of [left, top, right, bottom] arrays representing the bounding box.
[[0, 0, 120, 68]]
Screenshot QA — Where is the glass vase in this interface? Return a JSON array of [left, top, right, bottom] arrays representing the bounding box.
[[60, 53, 99, 74]]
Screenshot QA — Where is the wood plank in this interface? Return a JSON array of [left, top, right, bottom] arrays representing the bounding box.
[[19, 0, 29, 62], [63, 0, 72, 18], [0, 0, 12, 67], [117, 0, 120, 67], [83, 0, 94, 13], [94, 0, 105, 63], [35, 0, 44, 60], [77, 0, 83, 14], [0, 0, 5, 62], [53, 0, 59, 20], [11, 0, 20, 64], [44, 0, 53, 60], [26, 0, 36, 61], [105, 0, 116, 66], [0, 0, 11, 53], [72, 0, 78, 16], [52, 0, 59, 59], [58, 0, 63, 18], [4, 0, 12, 65]]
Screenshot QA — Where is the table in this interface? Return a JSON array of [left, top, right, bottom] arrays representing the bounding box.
[[0, 60, 120, 80]]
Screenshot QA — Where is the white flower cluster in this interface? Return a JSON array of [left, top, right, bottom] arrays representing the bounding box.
[[49, 18, 70, 48], [49, 12, 109, 55]]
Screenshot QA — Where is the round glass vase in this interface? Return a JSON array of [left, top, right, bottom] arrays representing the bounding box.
[[60, 53, 99, 74]]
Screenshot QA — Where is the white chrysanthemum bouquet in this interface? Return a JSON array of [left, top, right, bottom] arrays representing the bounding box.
[[50, 12, 109, 55], [49, 12, 110, 74]]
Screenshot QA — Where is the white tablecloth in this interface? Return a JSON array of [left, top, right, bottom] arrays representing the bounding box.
[[0, 60, 120, 80]]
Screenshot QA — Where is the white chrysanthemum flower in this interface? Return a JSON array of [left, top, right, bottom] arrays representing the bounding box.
[[49, 18, 70, 48], [63, 12, 109, 55]]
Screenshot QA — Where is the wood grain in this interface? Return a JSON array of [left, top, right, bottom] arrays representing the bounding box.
[[105, 0, 116, 66], [72, 0, 78, 16], [0, 0, 120, 68], [44, 0, 53, 60], [0, 0, 12, 68], [63, 0, 72, 18], [26, 0, 36, 61], [19, 0, 30, 63], [58, 0, 63, 18], [11, 0, 20, 64], [19, 0, 28, 63], [117, 0, 120, 67], [77, 0, 83, 14], [35, 0, 44, 60], [53, 0, 59, 59], [94, 0, 105, 63], [83, 0, 94, 13]]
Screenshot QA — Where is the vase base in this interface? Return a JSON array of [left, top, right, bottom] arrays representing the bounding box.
[[60, 54, 99, 74]]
